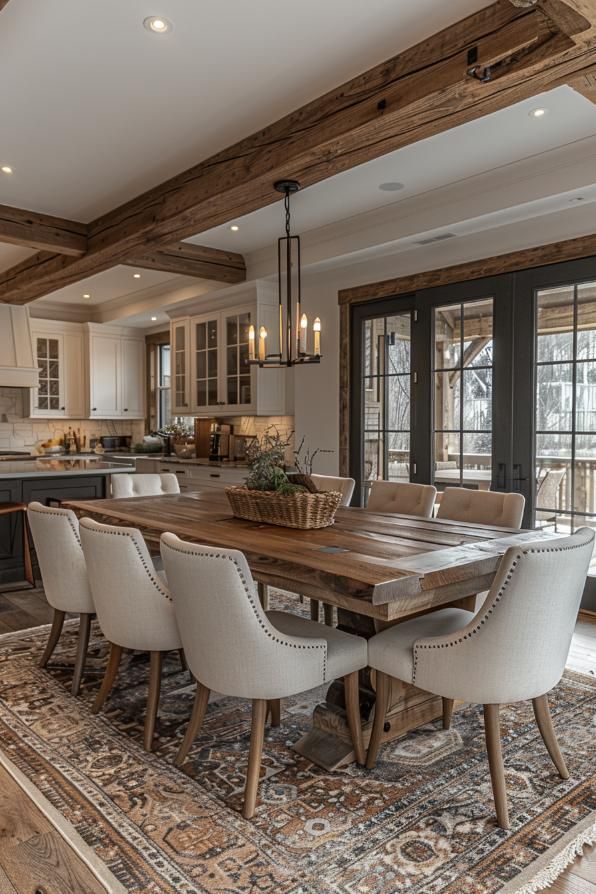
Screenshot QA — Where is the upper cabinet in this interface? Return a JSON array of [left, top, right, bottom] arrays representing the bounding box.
[[28, 319, 146, 420], [30, 321, 85, 418], [88, 325, 146, 420], [170, 284, 287, 417]]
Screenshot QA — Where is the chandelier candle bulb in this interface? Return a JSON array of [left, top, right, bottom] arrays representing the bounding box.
[[313, 317, 321, 356], [248, 325, 256, 361], [300, 313, 308, 354], [259, 326, 268, 362]]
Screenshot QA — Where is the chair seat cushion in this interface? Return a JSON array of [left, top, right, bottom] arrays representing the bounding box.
[[368, 609, 473, 683], [267, 610, 368, 681]]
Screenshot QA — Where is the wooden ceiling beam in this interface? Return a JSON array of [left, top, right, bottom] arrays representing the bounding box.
[[1, 0, 595, 304], [128, 242, 246, 284], [0, 1, 11, 10], [0, 204, 88, 256]]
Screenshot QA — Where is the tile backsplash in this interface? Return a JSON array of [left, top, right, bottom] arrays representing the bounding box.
[[0, 387, 145, 452]]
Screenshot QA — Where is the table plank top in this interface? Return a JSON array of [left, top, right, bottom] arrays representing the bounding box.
[[65, 491, 557, 621]]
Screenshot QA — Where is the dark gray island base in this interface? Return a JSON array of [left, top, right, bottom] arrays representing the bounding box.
[[0, 460, 133, 585]]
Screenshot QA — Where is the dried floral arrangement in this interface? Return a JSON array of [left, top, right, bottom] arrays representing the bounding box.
[[245, 427, 305, 495]]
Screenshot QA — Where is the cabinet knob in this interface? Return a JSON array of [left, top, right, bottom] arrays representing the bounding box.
[[60, 406, 65, 411], [124, 408, 128, 412], [92, 407, 97, 411], [210, 473, 221, 478]]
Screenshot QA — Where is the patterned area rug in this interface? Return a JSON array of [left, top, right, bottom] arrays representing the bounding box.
[[0, 594, 594, 894]]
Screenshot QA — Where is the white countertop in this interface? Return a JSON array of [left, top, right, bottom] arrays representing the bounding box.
[[0, 459, 134, 478]]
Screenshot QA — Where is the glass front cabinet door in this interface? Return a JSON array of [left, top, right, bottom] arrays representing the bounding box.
[[32, 334, 65, 416], [189, 307, 255, 414], [171, 319, 190, 415]]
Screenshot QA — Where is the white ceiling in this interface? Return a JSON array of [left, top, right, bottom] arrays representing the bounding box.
[[0, 0, 491, 221], [192, 87, 596, 256], [37, 264, 181, 306]]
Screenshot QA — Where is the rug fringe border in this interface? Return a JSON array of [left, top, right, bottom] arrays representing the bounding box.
[[507, 816, 596, 894]]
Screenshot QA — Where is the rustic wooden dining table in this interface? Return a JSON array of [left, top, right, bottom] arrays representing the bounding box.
[[65, 490, 555, 770]]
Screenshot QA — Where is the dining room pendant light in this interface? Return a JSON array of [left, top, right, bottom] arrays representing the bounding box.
[[248, 180, 321, 367]]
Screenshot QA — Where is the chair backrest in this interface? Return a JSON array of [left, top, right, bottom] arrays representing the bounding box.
[[160, 532, 327, 700], [111, 473, 180, 499], [366, 480, 437, 518], [27, 502, 94, 613], [79, 517, 180, 652], [414, 528, 594, 703], [435, 461, 458, 470], [536, 468, 566, 510], [310, 474, 355, 507], [437, 487, 524, 528]]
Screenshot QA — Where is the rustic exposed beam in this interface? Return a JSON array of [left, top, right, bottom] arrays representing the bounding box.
[[338, 232, 596, 306], [568, 60, 596, 98], [1, 0, 595, 304], [128, 242, 246, 283], [0, 1, 11, 10], [0, 204, 88, 256]]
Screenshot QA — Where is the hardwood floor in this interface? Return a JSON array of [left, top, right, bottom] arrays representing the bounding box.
[[0, 584, 594, 893]]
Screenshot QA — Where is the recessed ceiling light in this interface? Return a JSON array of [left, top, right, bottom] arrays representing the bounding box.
[[378, 181, 405, 192], [529, 108, 548, 119], [133, 273, 141, 279], [151, 316, 158, 322], [143, 15, 172, 33], [82, 293, 91, 299], [1, 165, 13, 175], [230, 224, 239, 231]]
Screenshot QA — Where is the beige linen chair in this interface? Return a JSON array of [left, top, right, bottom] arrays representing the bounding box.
[[437, 487, 524, 529], [308, 474, 355, 624], [367, 480, 437, 518], [79, 517, 183, 751], [310, 474, 355, 506], [366, 528, 594, 829], [160, 532, 368, 819], [27, 502, 95, 696], [111, 472, 180, 499]]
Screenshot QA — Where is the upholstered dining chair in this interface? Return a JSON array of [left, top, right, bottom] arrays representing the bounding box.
[[437, 487, 525, 529], [308, 474, 356, 624], [27, 502, 95, 696], [366, 528, 594, 829], [79, 517, 183, 751], [111, 472, 180, 499], [160, 532, 368, 819], [366, 480, 437, 518]]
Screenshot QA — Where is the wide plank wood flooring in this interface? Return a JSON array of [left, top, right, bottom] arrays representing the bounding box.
[[0, 583, 594, 893]]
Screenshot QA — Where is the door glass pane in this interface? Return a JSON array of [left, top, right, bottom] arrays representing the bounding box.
[[227, 377, 238, 405], [360, 313, 411, 503], [433, 299, 494, 490], [535, 283, 596, 539], [239, 376, 251, 404]]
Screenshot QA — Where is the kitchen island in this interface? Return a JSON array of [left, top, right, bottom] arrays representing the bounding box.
[[0, 459, 133, 585]]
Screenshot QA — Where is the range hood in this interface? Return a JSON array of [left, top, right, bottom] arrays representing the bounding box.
[[0, 305, 39, 388]]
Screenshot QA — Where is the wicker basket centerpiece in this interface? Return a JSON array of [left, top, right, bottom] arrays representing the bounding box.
[[225, 428, 340, 529], [226, 484, 341, 529]]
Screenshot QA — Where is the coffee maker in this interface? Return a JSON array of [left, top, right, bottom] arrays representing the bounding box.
[[209, 423, 232, 461]]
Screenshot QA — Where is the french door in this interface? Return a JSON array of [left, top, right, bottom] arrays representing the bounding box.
[[350, 257, 596, 547]]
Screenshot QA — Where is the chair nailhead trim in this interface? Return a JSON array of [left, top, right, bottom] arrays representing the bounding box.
[[84, 524, 171, 601], [411, 535, 591, 684], [162, 541, 328, 678], [30, 505, 82, 546]]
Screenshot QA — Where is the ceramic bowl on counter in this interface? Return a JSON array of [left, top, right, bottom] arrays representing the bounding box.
[[173, 438, 196, 459]]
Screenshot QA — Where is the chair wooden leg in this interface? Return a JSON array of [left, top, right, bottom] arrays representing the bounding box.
[[243, 699, 267, 819], [442, 698, 455, 730], [38, 609, 66, 668], [267, 699, 281, 728], [71, 613, 92, 696], [366, 671, 391, 769], [323, 603, 334, 627], [257, 582, 269, 611], [344, 671, 365, 765], [92, 643, 123, 714], [532, 694, 569, 780], [144, 651, 163, 752], [310, 599, 320, 621], [175, 682, 210, 767], [178, 649, 188, 672], [22, 514, 34, 587], [483, 704, 510, 830]]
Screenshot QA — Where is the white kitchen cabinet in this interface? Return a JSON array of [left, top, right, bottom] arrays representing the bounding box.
[[29, 320, 85, 419], [88, 325, 146, 420], [157, 460, 246, 493], [170, 283, 287, 417]]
